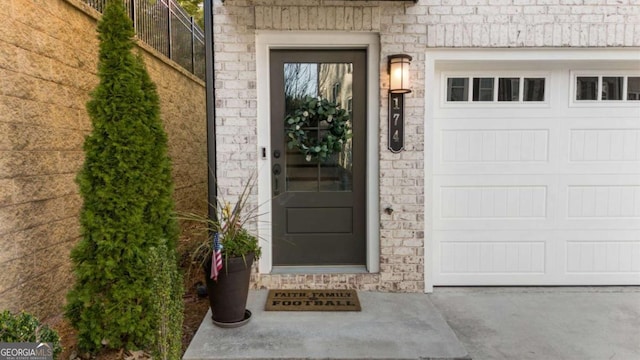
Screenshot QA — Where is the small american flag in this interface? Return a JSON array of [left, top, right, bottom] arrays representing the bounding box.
[[210, 232, 223, 281]]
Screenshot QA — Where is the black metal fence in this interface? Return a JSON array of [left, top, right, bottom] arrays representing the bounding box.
[[84, 0, 205, 80]]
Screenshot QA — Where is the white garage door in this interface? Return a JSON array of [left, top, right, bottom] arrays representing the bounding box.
[[430, 53, 640, 285]]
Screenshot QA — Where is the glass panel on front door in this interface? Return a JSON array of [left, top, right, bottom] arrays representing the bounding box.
[[283, 62, 353, 193]]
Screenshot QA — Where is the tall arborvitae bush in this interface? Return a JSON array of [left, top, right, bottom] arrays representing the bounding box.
[[65, 0, 183, 354]]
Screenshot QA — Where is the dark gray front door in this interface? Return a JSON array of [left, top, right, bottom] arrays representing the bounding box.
[[270, 49, 366, 266]]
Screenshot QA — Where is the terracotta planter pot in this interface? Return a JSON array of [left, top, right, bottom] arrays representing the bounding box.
[[203, 253, 254, 324]]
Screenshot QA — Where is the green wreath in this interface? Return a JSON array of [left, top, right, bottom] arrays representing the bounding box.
[[285, 96, 352, 163]]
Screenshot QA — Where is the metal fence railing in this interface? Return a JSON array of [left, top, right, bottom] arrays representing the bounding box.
[[84, 0, 205, 81]]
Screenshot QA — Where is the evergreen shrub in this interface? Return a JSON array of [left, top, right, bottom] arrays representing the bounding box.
[[0, 310, 63, 359], [65, 0, 183, 355], [148, 245, 183, 360]]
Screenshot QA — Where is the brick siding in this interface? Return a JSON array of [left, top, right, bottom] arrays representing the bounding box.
[[214, 0, 639, 292]]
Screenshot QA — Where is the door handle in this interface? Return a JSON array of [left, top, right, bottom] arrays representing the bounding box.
[[272, 164, 281, 195]]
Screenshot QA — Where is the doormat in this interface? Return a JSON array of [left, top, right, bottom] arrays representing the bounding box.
[[265, 289, 361, 311]]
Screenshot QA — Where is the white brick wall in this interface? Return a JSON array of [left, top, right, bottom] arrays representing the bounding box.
[[214, 0, 639, 292], [392, 0, 640, 48]]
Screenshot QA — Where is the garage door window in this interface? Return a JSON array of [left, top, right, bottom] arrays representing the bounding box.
[[446, 78, 469, 101], [498, 78, 519, 101], [523, 78, 545, 102], [446, 75, 547, 103], [575, 74, 640, 102], [627, 77, 640, 100], [473, 78, 494, 101]]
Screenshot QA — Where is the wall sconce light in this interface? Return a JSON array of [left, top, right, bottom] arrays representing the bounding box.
[[388, 54, 411, 153], [388, 54, 412, 94]]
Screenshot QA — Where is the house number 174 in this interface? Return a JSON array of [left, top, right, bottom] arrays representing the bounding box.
[[388, 93, 404, 153]]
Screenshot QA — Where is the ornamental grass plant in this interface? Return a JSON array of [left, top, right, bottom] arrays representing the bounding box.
[[181, 174, 262, 272]]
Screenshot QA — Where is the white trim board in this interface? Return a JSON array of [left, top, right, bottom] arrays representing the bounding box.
[[255, 31, 380, 274]]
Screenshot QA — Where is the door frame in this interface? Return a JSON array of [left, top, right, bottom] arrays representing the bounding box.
[[256, 31, 380, 274]]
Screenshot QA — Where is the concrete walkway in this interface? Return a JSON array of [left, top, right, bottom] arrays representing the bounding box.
[[183, 287, 640, 360], [429, 287, 640, 360], [183, 289, 470, 360]]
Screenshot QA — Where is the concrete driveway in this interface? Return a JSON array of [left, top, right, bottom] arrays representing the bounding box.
[[184, 287, 639, 360], [429, 287, 640, 360]]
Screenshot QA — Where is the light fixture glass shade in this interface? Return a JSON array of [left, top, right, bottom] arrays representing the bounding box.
[[389, 54, 412, 94]]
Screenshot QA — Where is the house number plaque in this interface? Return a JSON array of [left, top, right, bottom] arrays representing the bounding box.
[[388, 93, 405, 153]]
